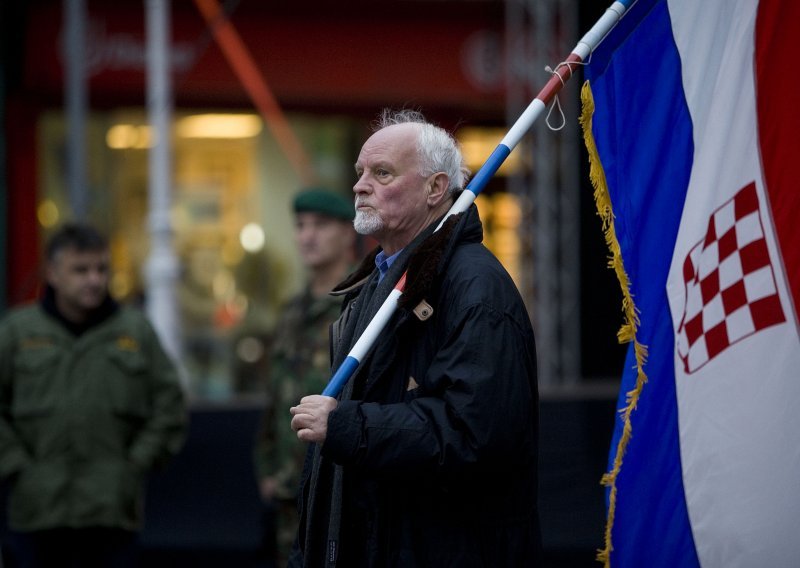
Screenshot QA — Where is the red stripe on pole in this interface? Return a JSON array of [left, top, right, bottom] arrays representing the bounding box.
[[756, 0, 800, 326], [537, 53, 584, 105]]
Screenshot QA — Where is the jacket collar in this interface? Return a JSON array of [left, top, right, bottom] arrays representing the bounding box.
[[41, 284, 119, 336]]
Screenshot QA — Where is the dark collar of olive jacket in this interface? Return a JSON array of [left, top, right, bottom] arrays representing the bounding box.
[[40, 284, 120, 337]]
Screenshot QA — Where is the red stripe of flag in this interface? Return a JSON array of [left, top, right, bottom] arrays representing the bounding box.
[[756, 0, 800, 326]]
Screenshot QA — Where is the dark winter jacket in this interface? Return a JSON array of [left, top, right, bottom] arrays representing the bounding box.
[[292, 205, 541, 567]]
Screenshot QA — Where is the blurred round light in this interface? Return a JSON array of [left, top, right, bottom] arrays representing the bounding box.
[[240, 223, 265, 252], [236, 336, 265, 363], [37, 199, 60, 227]]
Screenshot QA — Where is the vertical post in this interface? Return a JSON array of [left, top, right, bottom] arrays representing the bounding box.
[[63, 0, 88, 220], [145, 0, 184, 386], [0, 71, 6, 311], [557, 1, 581, 385], [531, 0, 558, 387], [505, 0, 582, 387]]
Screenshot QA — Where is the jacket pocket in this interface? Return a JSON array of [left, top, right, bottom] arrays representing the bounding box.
[[12, 347, 61, 417], [105, 346, 150, 419]]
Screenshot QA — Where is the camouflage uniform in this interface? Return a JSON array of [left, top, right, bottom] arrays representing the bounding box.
[[254, 287, 343, 562]]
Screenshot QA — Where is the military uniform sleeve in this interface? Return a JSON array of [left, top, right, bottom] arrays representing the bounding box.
[[127, 320, 188, 472], [0, 319, 32, 480], [253, 402, 278, 480]]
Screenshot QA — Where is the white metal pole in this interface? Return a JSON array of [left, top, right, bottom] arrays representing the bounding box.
[[145, 0, 185, 387]]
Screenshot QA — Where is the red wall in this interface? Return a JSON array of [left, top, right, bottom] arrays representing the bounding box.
[[22, 2, 506, 112], [5, 97, 40, 303]]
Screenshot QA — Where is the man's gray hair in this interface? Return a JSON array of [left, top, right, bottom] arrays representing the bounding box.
[[375, 109, 471, 194]]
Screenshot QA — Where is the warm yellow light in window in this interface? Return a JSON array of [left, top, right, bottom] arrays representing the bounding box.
[[240, 223, 265, 253], [475, 194, 493, 222], [110, 272, 133, 298], [176, 114, 263, 139], [493, 230, 521, 255], [106, 124, 154, 149], [212, 270, 236, 300], [223, 241, 245, 266], [457, 127, 522, 177], [37, 199, 60, 227], [492, 193, 522, 228]]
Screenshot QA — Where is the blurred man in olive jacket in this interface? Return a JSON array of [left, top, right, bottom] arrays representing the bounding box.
[[0, 223, 187, 567]]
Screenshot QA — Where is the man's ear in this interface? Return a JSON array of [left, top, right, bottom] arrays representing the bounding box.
[[426, 172, 450, 206]]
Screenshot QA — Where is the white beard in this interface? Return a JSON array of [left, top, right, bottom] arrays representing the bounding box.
[[354, 209, 384, 235]]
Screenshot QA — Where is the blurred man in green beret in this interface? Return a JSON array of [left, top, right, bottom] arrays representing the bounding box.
[[254, 188, 355, 566]]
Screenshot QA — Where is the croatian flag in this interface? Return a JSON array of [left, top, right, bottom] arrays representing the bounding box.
[[582, 0, 800, 566]]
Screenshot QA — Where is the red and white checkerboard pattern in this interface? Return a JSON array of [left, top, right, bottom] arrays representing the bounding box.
[[676, 182, 785, 374]]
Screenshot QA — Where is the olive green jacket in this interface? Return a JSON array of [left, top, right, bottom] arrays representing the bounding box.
[[254, 288, 343, 499], [0, 304, 187, 531]]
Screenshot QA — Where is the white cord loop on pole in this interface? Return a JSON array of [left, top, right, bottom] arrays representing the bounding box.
[[543, 58, 592, 132], [545, 93, 566, 131]]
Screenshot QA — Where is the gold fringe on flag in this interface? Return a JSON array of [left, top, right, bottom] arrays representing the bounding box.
[[579, 81, 650, 568]]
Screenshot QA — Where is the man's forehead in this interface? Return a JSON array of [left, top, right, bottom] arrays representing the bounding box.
[[357, 124, 419, 165], [52, 246, 109, 263]]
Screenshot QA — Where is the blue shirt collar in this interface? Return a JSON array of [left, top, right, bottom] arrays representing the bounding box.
[[375, 248, 404, 282]]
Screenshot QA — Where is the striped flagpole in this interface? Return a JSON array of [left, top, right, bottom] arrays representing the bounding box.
[[322, 0, 637, 398]]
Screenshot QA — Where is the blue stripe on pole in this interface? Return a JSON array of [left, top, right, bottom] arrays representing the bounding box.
[[322, 356, 360, 397], [618, 0, 637, 8], [465, 144, 511, 196]]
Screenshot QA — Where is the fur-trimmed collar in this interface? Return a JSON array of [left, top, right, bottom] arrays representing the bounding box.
[[330, 247, 380, 297]]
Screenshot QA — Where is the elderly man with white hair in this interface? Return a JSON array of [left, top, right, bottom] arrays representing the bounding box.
[[290, 109, 541, 567]]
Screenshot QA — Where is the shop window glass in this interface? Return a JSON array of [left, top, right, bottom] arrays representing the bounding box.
[[39, 110, 357, 402]]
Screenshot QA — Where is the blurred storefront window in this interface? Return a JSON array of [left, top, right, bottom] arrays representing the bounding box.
[[38, 109, 357, 401]]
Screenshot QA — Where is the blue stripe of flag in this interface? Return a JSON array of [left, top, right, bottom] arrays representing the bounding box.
[[586, 0, 699, 565]]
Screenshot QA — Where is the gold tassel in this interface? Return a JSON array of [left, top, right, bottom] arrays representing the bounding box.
[[580, 81, 650, 567]]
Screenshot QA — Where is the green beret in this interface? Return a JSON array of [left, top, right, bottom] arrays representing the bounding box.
[[293, 188, 354, 221]]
